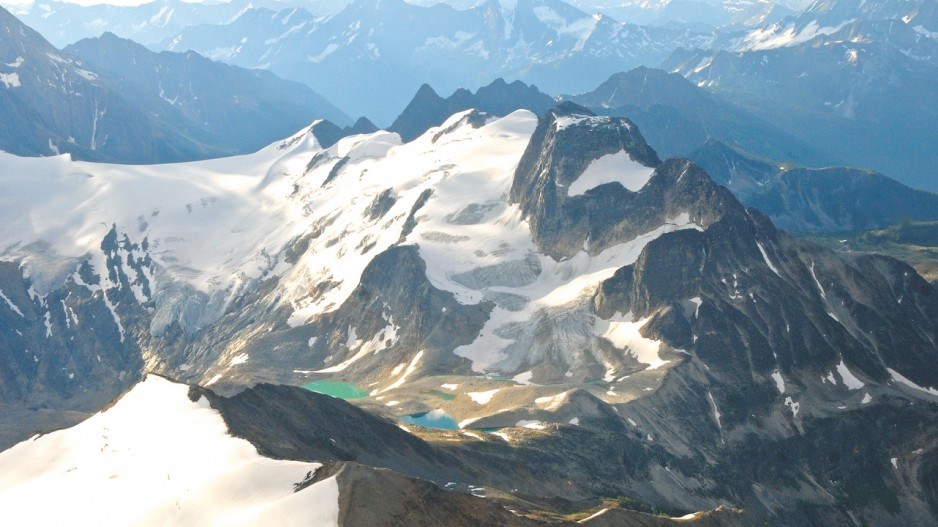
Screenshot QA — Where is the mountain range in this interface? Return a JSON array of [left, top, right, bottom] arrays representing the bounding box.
[[666, 0, 938, 191], [161, 0, 711, 124], [7, 0, 938, 190], [0, 0, 937, 525], [1, 100, 935, 524], [0, 6, 349, 163], [8, 0, 291, 48]]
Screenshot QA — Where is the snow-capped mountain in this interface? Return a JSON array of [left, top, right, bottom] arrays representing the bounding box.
[[163, 0, 711, 123], [799, 0, 937, 32], [1, 102, 935, 523], [9, 0, 319, 48], [665, 9, 938, 191], [567, 0, 810, 29], [0, 7, 349, 163]]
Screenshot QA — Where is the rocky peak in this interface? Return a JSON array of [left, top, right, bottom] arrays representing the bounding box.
[[389, 79, 554, 142], [509, 104, 745, 259], [311, 117, 380, 149]]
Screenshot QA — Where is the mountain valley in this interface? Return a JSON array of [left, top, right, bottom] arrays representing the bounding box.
[[0, 1, 936, 525]]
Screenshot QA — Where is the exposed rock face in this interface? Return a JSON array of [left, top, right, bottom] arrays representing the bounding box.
[[390, 79, 556, 142], [318, 462, 547, 527], [507, 104, 938, 523], [191, 382, 468, 483], [311, 117, 380, 149], [510, 102, 733, 259], [301, 245, 494, 384], [0, 229, 149, 449]]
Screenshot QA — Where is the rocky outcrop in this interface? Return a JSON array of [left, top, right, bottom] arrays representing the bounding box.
[[311, 117, 380, 149], [301, 245, 493, 384], [389, 79, 555, 142], [509, 102, 737, 259], [0, 229, 149, 449]]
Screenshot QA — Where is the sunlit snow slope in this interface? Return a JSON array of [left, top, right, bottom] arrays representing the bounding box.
[[0, 375, 338, 526]]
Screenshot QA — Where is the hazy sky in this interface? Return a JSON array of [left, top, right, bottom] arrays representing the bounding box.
[[0, 0, 205, 7]]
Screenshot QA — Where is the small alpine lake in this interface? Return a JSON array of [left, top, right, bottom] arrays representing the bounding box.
[[401, 409, 459, 430], [301, 380, 368, 400]]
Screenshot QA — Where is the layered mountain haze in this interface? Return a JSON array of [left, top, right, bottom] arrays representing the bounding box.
[[0, 5, 190, 162], [665, 0, 938, 190], [565, 66, 826, 164], [8, 0, 263, 48], [1, 101, 936, 524], [162, 0, 712, 123], [686, 140, 938, 233], [66, 32, 351, 152], [0, 6, 350, 163]]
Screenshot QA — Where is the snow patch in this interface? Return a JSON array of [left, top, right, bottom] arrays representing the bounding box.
[[468, 389, 499, 405], [314, 322, 399, 373], [308, 43, 338, 63], [230, 353, 249, 366], [0, 72, 20, 88], [689, 296, 702, 318], [836, 360, 864, 390], [707, 391, 722, 429], [756, 241, 780, 277], [553, 115, 611, 131], [535, 391, 569, 411], [578, 508, 609, 523], [594, 311, 669, 370], [567, 150, 655, 195], [492, 431, 511, 442], [0, 289, 24, 317], [809, 261, 827, 301], [887, 368, 938, 396], [771, 370, 786, 394], [741, 19, 856, 51], [380, 350, 423, 393]]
